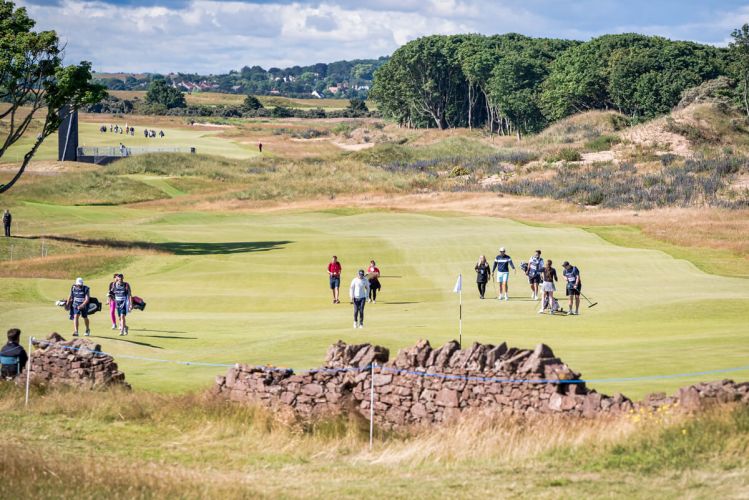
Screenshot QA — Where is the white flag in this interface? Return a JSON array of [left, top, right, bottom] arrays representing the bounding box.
[[453, 274, 462, 293]]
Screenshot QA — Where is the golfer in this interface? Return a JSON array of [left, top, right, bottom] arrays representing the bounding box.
[[66, 277, 91, 337], [110, 273, 133, 335], [474, 255, 491, 299], [492, 247, 515, 300], [539, 260, 558, 314], [327, 256, 342, 304], [349, 269, 370, 329], [527, 250, 544, 301], [562, 261, 582, 315], [367, 260, 381, 303], [2, 209, 10, 237]]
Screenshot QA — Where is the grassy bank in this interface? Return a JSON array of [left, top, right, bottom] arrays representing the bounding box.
[[1, 385, 747, 498]]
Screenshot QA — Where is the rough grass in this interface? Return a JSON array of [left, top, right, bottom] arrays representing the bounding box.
[[1, 385, 747, 498]]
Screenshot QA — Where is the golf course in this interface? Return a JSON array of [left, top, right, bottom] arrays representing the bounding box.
[[1, 199, 747, 399]]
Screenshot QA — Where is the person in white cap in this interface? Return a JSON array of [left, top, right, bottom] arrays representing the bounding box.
[[491, 247, 516, 300], [66, 277, 91, 336]]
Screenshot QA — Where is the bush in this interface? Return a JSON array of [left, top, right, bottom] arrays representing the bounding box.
[[546, 148, 582, 162], [585, 135, 620, 152], [449, 166, 470, 177]]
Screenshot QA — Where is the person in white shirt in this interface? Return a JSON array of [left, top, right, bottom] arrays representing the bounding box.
[[349, 269, 370, 329]]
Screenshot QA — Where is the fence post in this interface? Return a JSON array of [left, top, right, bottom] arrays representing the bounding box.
[[9, 244, 13, 261], [369, 362, 375, 451], [25, 336, 33, 407]]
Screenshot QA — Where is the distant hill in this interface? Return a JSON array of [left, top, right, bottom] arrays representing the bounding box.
[[94, 57, 388, 99]]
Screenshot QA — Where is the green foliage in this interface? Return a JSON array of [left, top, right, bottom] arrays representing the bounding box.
[[0, 0, 106, 193], [242, 94, 264, 111], [546, 148, 582, 162], [145, 79, 186, 109], [271, 105, 293, 118], [585, 134, 621, 152], [540, 34, 728, 121], [347, 98, 368, 113], [730, 24, 749, 116]]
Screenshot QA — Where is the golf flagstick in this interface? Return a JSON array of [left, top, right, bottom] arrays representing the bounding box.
[[453, 274, 462, 348], [580, 291, 598, 308]]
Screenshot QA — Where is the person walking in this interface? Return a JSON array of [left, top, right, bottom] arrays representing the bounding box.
[[539, 260, 558, 314], [562, 261, 582, 315], [349, 269, 370, 329], [1, 328, 28, 379], [526, 250, 544, 301], [327, 256, 342, 304], [106, 273, 118, 330], [492, 247, 516, 300], [367, 260, 381, 303], [3, 209, 11, 237], [474, 255, 491, 299], [110, 273, 133, 335], [258, 142, 263, 153], [66, 277, 91, 337]]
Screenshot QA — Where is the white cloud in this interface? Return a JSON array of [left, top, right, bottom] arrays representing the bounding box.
[[16, 0, 745, 73]]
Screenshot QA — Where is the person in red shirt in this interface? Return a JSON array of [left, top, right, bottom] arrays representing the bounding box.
[[327, 255, 342, 304], [367, 260, 381, 303]]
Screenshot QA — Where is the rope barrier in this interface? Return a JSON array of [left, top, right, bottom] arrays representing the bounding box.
[[30, 339, 749, 386]]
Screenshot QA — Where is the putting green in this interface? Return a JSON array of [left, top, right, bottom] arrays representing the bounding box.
[[1, 122, 257, 163], [1, 204, 747, 399]]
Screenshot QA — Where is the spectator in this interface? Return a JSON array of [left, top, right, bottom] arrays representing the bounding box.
[[1, 328, 28, 379], [159, 130, 165, 138], [258, 142, 263, 153], [3, 209, 11, 237]]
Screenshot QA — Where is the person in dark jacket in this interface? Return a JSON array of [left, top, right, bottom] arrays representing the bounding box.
[[474, 255, 491, 299], [1, 328, 27, 379], [3, 209, 11, 237]]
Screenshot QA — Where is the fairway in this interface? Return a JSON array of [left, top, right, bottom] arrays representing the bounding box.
[[1, 204, 747, 400], [1, 122, 257, 163]]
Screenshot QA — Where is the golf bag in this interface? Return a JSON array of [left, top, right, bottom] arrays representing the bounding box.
[[132, 296, 146, 311], [542, 294, 563, 314], [520, 261, 528, 273], [55, 297, 102, 315]]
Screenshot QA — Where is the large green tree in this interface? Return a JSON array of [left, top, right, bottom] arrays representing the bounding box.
[[0, 0, 105, 193], [730, 24, 749, 116], [145, 79, 186, 109]]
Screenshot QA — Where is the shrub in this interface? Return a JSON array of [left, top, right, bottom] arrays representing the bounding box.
[[585, 134, 621, 152], [449, 166, 470, 177], [546, 148, 582, 162]]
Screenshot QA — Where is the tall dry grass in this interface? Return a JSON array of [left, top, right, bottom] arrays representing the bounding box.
[[2, 383, 748, 498]]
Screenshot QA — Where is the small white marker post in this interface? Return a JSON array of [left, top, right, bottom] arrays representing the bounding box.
[[24, 336, 33, 407], [369, 362, 375, 451]]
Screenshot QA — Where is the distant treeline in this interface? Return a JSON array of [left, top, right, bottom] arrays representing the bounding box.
[[95, 57, 388, 99], [84, 93, 375, 119], [371, 33, 732, 134]]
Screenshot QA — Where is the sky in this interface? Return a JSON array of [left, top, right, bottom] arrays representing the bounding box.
[[17, 0, 749, 74]]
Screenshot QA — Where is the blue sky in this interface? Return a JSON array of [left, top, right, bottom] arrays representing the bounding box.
[[19, 0, 749, 73]]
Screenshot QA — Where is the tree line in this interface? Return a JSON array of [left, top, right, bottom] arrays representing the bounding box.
[[370, 33, 742, 136]]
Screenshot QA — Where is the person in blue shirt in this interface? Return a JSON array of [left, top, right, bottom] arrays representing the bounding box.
[[491, 247, 515, 300], [562, 261, 582, 315], [1, 328, 27, 379], [526, 250, 544, 301]]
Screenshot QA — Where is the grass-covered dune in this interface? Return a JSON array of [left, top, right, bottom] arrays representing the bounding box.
[[1, 385, 748, 498]]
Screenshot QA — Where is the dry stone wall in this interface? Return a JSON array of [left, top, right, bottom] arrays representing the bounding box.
[[23, 333, 130, 389], [215, 339, 748, 427]]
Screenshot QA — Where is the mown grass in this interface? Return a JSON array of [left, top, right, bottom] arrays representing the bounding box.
[[1, 384, 747, 498]]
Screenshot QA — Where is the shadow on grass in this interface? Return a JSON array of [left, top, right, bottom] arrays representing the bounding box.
[[156, 241, 291, 255], [18, 235, 292, 256], [99, 337, 165, 349], [141, 335, 198, 340]]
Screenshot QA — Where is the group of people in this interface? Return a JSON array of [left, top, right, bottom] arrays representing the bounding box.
[[99, 124, 165, 139], [101, 124, 135, 136], [3, 209, 10, 237], [474, 248, 584, 315], [327, 256, 381, 328], [66, 274, 134, 337]]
